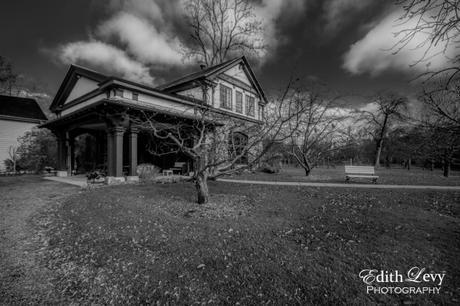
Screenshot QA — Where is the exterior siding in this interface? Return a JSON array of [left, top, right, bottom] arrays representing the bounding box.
[[0, 119, 36, 170], [223, 65, 251, 85]]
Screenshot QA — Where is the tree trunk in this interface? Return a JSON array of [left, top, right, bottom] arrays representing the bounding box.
[[443, 155, 450, 178], [195, 173, 209, 204], [374, 114, 389, 169], [430, 159, 434, 171], [374, 138, 383, 168], [407, 158, 411, 170], [303, 158, 312, 176]]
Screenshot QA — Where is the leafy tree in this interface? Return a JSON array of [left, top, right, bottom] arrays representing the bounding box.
[[184, 0, 265, 65], [16, 128, 57, 172]]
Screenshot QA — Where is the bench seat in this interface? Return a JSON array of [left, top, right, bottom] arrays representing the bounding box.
[[346, 174, 378, 178], [345, 166, 378, 183]]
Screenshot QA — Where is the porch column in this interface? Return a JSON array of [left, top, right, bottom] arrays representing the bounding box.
[[66, 133, 73, 176], [107, 126, 125, 177], [70, 137, 75, 175], [128, 127, 138, 176], [56, 133, 67, 172]]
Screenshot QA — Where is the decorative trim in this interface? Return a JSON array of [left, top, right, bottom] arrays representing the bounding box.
[[217, 74, 257, 95], [0, 114, 43, 124]]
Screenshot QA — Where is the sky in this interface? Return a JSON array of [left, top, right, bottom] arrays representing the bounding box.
[[0, 0, 457, 108]]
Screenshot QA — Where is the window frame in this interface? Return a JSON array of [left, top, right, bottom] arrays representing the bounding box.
[[235, 91, 243, 113], [220, 84, 233, 110], [245, 95, 255, 117], [114, 88, 124, 98], [132, 92, 139, 101]]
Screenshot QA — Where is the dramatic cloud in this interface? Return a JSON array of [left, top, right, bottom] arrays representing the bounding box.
[[107, 0, 165, 23], [254, 0, 307, 50], [97, 12, 183, 65], [342, 10, 457, 76], [323, 0, 374, 33], [54, 0, 307, 82], [59, 41, 154, 83]]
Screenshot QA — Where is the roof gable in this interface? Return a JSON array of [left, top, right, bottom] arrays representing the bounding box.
[[0, 95, 47, 121], [158, 56, 267, 103], [50, 65, 107, 112]]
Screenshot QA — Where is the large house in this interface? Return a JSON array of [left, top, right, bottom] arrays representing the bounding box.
[[41, 56, 267, 182], [0, 95, 47, 171]]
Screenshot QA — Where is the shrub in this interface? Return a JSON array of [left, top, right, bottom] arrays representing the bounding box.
[[16, 128, 57, 173]]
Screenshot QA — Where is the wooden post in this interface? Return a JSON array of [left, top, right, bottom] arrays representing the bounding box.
[[113, 126, 125, 177], [106, 129, 114, 176], [66, 132, 72, 176]]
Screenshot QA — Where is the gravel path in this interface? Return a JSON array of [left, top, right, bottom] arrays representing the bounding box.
[[218, 178, 460, 190]]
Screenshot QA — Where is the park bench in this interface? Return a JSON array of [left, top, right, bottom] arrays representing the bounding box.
[[345, 165, 378, 183]]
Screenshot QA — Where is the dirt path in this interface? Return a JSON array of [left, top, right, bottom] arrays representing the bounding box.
[[0, 176, 78, 304]]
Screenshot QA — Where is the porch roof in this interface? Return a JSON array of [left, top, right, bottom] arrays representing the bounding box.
[[40, 97, 223, 130]]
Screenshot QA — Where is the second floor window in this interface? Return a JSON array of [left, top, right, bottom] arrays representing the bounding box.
[[235, 91, 243, 113], [115, 88, 124, 97], [220, 84, 232, 110], [246, 95, 255, 117]]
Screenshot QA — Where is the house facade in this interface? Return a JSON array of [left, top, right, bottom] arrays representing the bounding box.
[[41, 56, 267, 182], [0, 95, 47, 171]]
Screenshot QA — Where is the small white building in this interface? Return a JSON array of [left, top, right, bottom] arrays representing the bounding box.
[[0, 95, 47, 170]]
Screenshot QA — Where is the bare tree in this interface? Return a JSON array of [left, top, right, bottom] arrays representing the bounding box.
[[7, 146, 18, 173], [356, 93, 408, 168], [0, 55, 18, 95], [184, 0, 265, 66], [287, 85, 347, 176], [395, 0, 460, 83], [131, 80, 306, 204], [418, 76, 460, 176]]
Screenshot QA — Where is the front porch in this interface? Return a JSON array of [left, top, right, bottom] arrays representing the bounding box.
[[42, 104, 192, 184]]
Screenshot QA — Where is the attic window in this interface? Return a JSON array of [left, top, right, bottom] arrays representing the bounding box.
[[115, 88, 124, 97], [132, 92, 139, 101]]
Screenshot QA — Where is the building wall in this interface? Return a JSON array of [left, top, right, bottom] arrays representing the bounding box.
[[0, 119, 36, 170], [65, 77, 99, 103], [177, 87, 203, 101], [223, 64, 252, 85], [211, 78, 260, 120]]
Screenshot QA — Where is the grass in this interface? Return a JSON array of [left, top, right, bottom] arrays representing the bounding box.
[[228, 166, 460, 186], [36, 180, 460, 304]]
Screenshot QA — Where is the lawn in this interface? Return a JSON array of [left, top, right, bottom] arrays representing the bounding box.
[[31, 180, 460, 304], [228, 166, 460, 186]]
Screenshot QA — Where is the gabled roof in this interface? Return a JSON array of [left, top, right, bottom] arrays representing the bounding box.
[[0, 95, 47, 121], [49, 65, 107, 112], [157, 56, 267, 103]]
